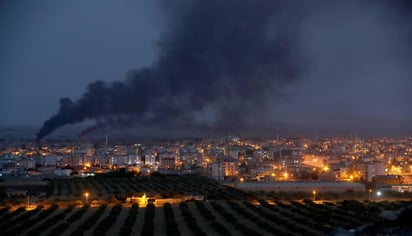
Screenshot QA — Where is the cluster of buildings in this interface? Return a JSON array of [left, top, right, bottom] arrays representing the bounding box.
[[1, 136, 412, 191]]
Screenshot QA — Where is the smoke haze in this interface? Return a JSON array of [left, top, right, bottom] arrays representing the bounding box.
[[36, 0, 412, 140]]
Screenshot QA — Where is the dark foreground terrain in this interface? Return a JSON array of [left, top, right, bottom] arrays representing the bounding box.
[[0, 175, 411, 235]]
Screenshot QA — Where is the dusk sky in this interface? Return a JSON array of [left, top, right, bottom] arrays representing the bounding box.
[[1, 0, 160, 126], [1, 0, 412, 137]]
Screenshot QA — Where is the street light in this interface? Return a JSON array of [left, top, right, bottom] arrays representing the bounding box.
[[376, 191, 382, 199], [84, 192, 89, 205], [368, 189, 372, 200], [313, 190, 316, 201]]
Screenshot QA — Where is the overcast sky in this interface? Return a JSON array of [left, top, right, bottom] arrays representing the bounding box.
[[1, 0, 412, 137], [0, 0, 160, 126]]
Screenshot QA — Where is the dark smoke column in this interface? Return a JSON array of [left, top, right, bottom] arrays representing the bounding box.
[[37, 0, 304, 141], [37, 97, 76, 141]]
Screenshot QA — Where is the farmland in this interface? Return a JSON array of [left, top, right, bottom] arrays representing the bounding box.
[[0, 174, 411, 235]]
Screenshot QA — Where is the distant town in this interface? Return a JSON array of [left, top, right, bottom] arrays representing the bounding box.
[[1, 135, 411, 194], [1, 135, 412, 235]]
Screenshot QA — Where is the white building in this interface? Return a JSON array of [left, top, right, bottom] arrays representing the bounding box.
[[44, 155, 62, 166], [211, 163, 223, 180], [210, 161, 238, 180], [367, 162, 385, 182], [54, 169, 72, 176]]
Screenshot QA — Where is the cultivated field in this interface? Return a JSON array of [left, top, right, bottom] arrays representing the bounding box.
[[0, 175, 411, 235]]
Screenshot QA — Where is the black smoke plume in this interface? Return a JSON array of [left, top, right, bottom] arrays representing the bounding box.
[[37, 0, 307, 141]]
